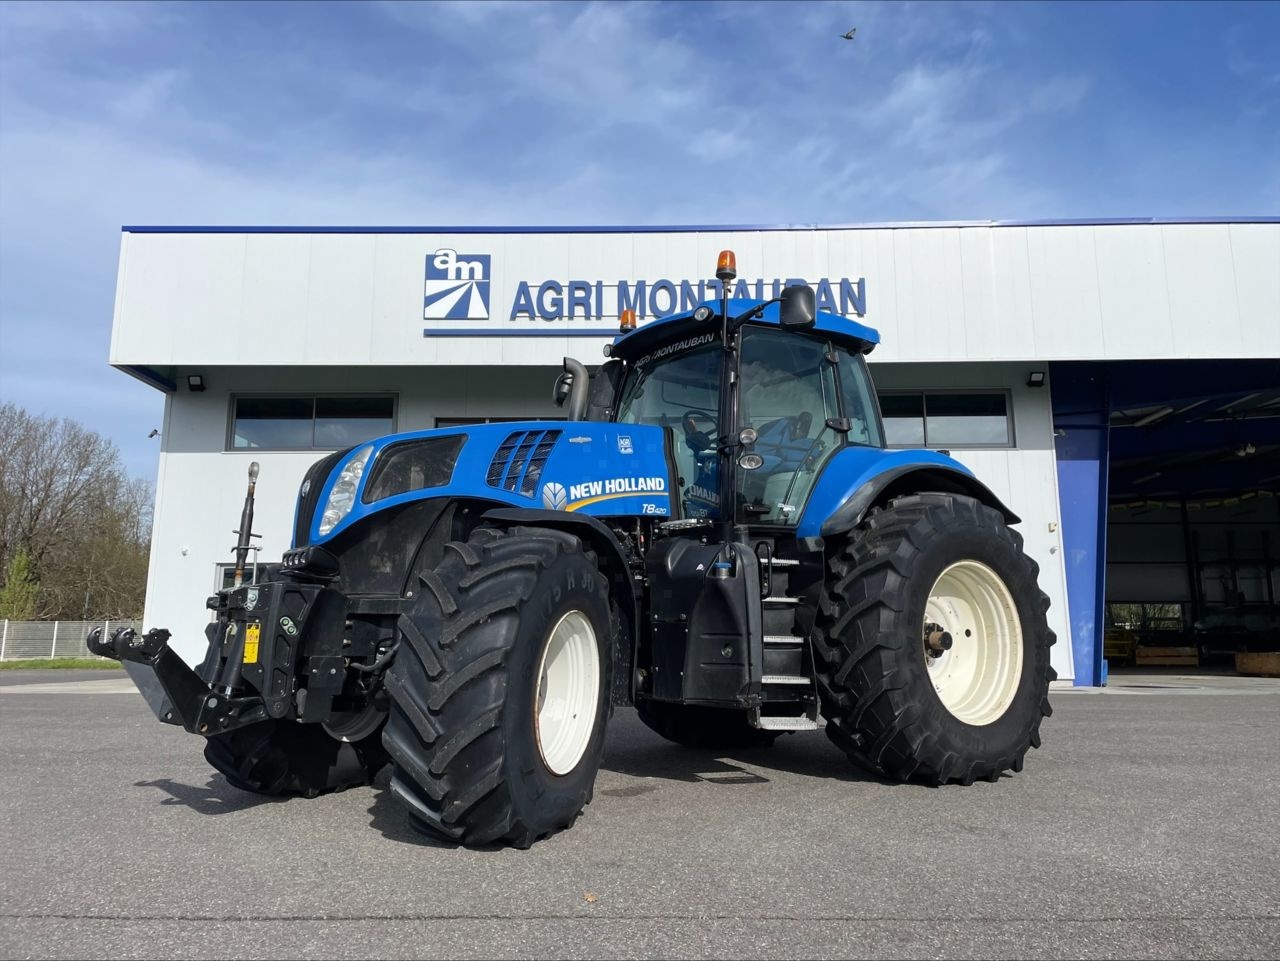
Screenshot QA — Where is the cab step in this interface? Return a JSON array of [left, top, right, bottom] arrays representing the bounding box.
[[763, 634, 804, 646], [756, 715, 823, 731], [761, 674, 810, 686]]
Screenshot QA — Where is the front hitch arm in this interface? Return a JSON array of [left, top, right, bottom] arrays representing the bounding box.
[[86, 626, 268, 735]]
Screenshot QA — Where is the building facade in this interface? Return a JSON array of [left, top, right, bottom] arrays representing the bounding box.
[[110, 220, 1280, 679]]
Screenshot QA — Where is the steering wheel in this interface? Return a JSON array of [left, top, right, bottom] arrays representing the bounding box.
[[681, 410, 717, 453]]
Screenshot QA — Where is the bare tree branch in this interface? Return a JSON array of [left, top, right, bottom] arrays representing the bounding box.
[[0, 403, 151, 619]]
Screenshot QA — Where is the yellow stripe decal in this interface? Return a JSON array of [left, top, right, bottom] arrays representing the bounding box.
[[565, 491, 664, 512]]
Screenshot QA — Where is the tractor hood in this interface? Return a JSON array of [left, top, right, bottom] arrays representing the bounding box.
[[294, 421, 673, 546]]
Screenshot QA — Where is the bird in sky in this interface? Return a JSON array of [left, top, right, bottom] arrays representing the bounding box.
[[840, 27, 857, 40]]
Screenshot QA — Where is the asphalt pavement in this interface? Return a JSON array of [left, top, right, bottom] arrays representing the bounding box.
[[0, 672, 1277, 960]]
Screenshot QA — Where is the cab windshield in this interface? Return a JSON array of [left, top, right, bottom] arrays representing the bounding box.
[[613, 325, 884, 524]]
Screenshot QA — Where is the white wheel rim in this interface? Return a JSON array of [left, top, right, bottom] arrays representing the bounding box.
[[534, 610, 601, 776], [923, 560, 1024, 726]]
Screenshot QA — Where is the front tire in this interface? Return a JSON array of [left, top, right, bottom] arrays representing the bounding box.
[[382, 526, 613, 847], [814, 493, 1055, 784], [204, 718, 389, 798]]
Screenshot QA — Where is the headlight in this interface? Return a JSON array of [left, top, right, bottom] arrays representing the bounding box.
[[317, 445, 374, 536]]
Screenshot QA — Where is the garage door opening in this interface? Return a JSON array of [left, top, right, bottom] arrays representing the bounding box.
[[1052, 359, 1280, 684]]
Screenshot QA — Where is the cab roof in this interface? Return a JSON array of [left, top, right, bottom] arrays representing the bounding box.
[[609, 298, 880, 361]]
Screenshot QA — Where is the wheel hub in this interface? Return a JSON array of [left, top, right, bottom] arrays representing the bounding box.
[[923, 623, 954, 657]]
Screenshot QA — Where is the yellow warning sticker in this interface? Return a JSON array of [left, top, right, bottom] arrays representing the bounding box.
[[243, 622, 261, 664]]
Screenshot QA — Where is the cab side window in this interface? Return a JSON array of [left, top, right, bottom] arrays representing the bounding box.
[[834, 348, 884, 448], [736, 328, 841, 524]]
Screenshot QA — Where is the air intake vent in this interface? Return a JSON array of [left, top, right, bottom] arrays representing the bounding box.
[[487, 429, 561, 495], [520, 432, 560, 496]]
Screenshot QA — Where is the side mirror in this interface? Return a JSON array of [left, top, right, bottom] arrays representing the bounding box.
[[779, 285, 816, 329], [553, 357, 590, 421], [586, 359, 623, 421], [552, 371, 573, 407]]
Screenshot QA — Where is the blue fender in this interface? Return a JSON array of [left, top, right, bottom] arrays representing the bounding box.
[[797, 447, 1020, 539]]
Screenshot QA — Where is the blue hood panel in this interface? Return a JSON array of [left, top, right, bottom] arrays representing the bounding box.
[[304, 421, 672, 545]]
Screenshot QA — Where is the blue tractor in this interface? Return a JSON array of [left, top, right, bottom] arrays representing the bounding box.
[[90, 251, 1055, 847]]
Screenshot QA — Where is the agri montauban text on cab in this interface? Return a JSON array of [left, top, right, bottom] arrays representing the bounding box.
[[91, 251, 1055, 848]]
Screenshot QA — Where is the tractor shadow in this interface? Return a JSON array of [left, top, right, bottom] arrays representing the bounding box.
[[133, 775, 289, 815], [599, 713, 898, 786]]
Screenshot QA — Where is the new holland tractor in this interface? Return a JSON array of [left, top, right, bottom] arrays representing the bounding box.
[[90, 251, 1055, 848]]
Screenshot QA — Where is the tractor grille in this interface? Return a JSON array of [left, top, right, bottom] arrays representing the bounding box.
[[293, 448, 351, 546], [487, 429, 561, 496]]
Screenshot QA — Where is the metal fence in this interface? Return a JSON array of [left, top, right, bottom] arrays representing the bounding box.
[[0, 619, 142, 660]]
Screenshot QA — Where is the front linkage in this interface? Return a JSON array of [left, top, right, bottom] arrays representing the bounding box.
[[87, 461, 383, 745], [87, 575, 357, 737]]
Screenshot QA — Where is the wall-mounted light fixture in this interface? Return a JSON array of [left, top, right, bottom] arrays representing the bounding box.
[[187, 374, 206, 392], [1026, 371, 1046, 388]]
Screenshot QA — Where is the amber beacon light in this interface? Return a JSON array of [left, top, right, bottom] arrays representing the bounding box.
[[618, 308, 638, 333], [716, 249, 737, 283]]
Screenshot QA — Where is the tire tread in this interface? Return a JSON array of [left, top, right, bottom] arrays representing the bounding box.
[[814, 492, 1055, 785]]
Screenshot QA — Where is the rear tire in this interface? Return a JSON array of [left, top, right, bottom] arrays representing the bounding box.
[[814, 493, 1055, 784], [382, 526, 613, 847], [204, 718, 389, 798], [636, 700, 779, 749]]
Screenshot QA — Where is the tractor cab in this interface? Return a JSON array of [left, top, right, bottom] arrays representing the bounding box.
[[558, 254, 885, 528]]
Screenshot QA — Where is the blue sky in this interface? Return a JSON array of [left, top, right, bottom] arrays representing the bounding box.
[[1, 0, 1277, 480]]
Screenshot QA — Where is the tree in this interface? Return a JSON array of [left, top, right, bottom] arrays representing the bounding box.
[[0, 549, 38, 620], [0, 403, 152, 620]]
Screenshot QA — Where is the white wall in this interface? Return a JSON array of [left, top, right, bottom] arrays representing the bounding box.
[[112, 222, 1280, 372]]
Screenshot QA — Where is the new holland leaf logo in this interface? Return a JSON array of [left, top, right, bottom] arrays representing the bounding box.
[[542, 482, 567, 511]]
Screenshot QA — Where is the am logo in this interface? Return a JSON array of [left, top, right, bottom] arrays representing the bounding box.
[[424, 249, 491, 320]]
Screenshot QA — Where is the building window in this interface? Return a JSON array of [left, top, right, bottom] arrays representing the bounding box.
[[230, 395, 395, 450], [215, 563, 265, 590], [434, 416, 563, 428], [880, 391, 1013, 448]]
